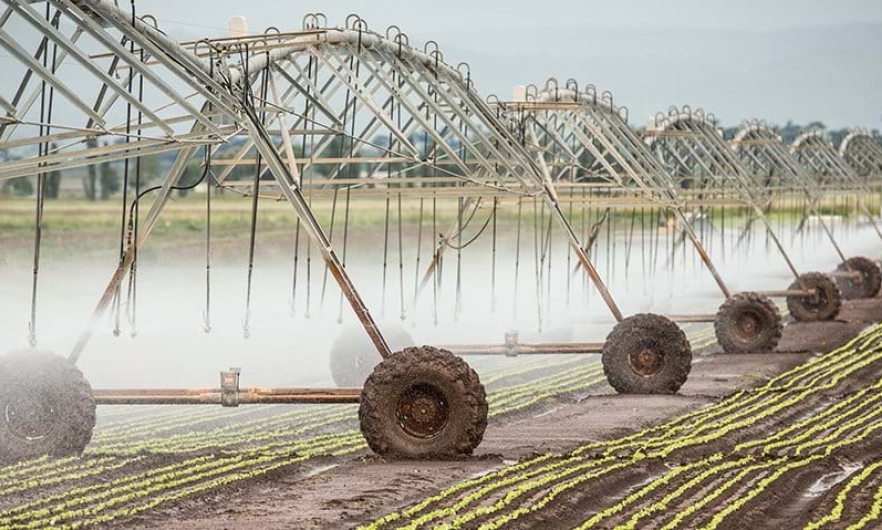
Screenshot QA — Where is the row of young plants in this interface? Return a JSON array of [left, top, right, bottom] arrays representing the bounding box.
[[361, 323, 882, 529], [0, 457, 142, 500], [0, 457, 109, 491], [0, 456, 218, 524], [582, 325, 882, 458], [0, 433, 367, 529], [60, 440, 368, 530], [735, 379, 882, 454], [655, 457, 788, 530], [592, 326, 882, 459], [0, 336, 621, 528], [577, 371, 882, 529], [0, 406, 354, 507], [558, 327, 882, 530], [90, 403, 278, 442], [834, 478, 882, 530], [88, 406, 357, 456]]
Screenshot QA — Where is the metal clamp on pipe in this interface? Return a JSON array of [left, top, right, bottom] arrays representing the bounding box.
[[220, 367, 241, 407], [504, 331, 519, 357]]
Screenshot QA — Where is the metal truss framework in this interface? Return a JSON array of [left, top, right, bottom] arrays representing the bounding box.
[[0, 0, 877, 408], [791, 129, 882, 241], [732, 122, 882, 262], [0, 0, 625, 367], [642, 107, 811, 286], [492, 80, 733, 315], [839, 129, 882, 180], [793, 130, 866, 191]]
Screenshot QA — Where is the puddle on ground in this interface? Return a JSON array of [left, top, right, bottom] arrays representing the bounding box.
[[806, 462, 863, 496], [602, 473, 662, 505], [535, 406, 566, 419], [303, 463, 339, 479]]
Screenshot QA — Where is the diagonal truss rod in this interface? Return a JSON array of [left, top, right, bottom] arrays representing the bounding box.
[[732, 124, 851, 262], [8, 5, 627, 361], [645, 110, 806, 282], [504, 88, 731, 299], [791, 129, 882, 242]]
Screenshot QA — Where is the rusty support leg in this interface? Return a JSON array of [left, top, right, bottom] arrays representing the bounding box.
[[69, 140, 205, 364], [527, 127, 624, 322], [569, 207, 609, 278]]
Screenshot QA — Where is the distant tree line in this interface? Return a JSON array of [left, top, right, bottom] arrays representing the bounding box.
[[2, 124, 878, 198], [1, 138, 161, 199]]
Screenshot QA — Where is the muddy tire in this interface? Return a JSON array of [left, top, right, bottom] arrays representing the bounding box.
[[836, 256, 882, 300], [714, 292, 783, 354], [787, 272, 842, 322], [330, 324, 414, 387], [0, 351, 95, 463], [602, 314, 692, 394], [358, 346, 488, 459]]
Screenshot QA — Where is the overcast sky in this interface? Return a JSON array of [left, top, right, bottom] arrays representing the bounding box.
[[145, 0, 882, 34], [133, 0, 882, 130], [8, 0, 882, 130]]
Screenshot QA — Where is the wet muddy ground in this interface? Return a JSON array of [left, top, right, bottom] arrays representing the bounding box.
[[97, 299, 882, 530]]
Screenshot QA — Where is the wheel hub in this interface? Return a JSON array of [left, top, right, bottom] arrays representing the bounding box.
[[807, 287, 828, 311], [628, 348, 665, 377], [848, 270, 869, 293], [843, 276, 862, 292], [734, 311, 762, 342], [396, 383, 449, 439], [4, 394, 58, 441]]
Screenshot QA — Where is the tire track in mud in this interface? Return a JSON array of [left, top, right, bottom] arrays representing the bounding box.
[[363, 323, 882, 530]]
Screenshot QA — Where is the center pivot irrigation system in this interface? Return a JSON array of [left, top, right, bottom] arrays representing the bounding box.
[[641, 107, 873, 322], [732, 122, 882, 301], [493, 82, 793, 364], [0, 1, 880, 462], [839, 128, 882, 181]]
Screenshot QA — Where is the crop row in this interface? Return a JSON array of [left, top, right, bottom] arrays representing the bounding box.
[[0, 330, 632, 528], [363, 323, 882, 529], [523, 326, 882, 529], [0, 433, 366, 529], [575, 386, 882, 530]]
